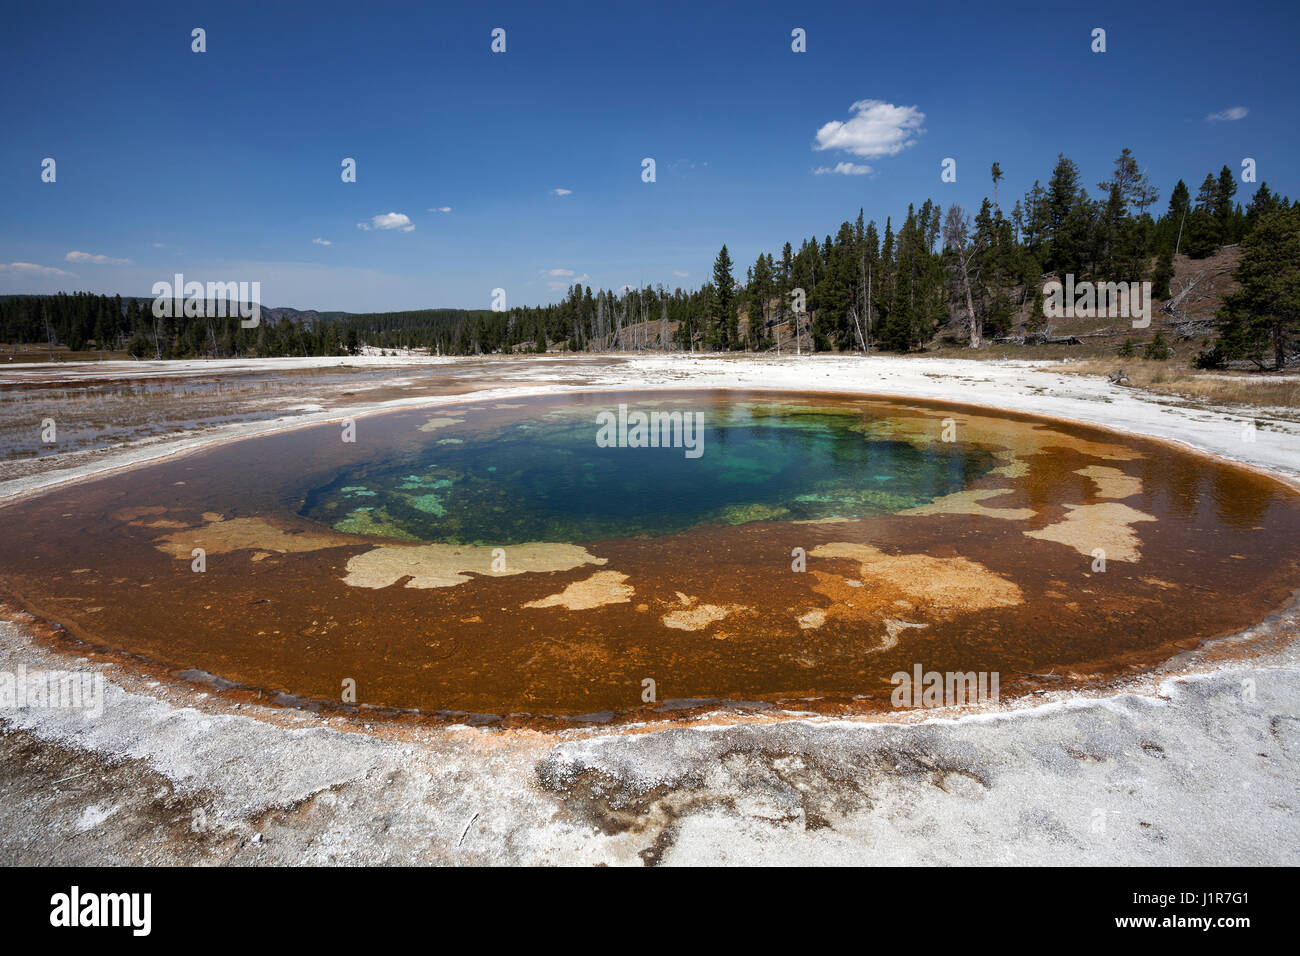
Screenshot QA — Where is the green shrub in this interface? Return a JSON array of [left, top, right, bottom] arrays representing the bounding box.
[[1143, 331, 1172, 361]]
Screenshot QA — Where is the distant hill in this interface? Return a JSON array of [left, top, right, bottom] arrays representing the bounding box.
[[0, 295, 352, 328]]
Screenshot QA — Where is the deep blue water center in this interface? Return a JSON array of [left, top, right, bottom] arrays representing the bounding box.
[[300, 401, 998, 544]]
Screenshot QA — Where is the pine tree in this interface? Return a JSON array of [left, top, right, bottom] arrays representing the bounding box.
[[1216, 206, 1300, 369], [1044, 153, 1083, 271], [1096, 183, 1127, 276], [1022, 181, 1048, 255], [1099, 148, 1157, 216], [1152, 246, 1174, 299], [712, 244, 736, 349], [1214, 165, 1239, 241], [1185, 173, 1222, 258]]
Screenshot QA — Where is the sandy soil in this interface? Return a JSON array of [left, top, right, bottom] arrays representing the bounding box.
[[1, 353, 1297, 865]]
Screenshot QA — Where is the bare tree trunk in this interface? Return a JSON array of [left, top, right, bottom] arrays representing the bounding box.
[[660, 291, 668, 351], [43, 307, 56, 362], [943, 204, 981, 349], [964, 266, 980, 349], [850, 305, 866, 351]]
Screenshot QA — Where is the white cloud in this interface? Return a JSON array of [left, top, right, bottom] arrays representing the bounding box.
[[1206, 106, 1249, 122], [672, 270, 689, 278], [1, 261, 76, 277], [543, 268, 575, 277], [312, 238, 332, 246], [814, 162, 872, 176], [814, 100, 925, 159], [547, 271, 589, 291], [65, 250, 132, 265], [358, 212, 415, 232], [429, 206, 452, 213], [551, 188, 572, 196]]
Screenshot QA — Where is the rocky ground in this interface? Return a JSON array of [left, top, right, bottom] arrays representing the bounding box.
[[1, 353, 1297, 865]]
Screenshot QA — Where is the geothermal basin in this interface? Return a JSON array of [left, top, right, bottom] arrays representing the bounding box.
[[1, 389, 1297, 725]]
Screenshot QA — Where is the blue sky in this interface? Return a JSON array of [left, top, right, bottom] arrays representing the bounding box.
[[2, 0, 1296, 311]]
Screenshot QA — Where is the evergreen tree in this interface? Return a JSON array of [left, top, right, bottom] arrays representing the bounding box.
[[1166, 179, 1191, 253], [1152, 246, 1174, 299], [1185, 173, 1223, 258], [1213, 165, 1238, 238], [711, 244, 737, 349], [1216, 206, 1300, 369], [1099, 148, 1158, 216]]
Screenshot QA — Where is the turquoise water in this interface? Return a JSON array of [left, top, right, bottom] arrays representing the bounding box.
[[300, 402, 998, 544]]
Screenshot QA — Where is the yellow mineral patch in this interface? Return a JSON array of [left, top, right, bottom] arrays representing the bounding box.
[[902, 488, 1036, 521], [1140, 576, 1177, 589], [418, 415, 464, 432], [1023, 502, 1157, 562], [809, 543, 1023, 613], [113, 505, 167, 522], [878, 411, 1143, 463], [798, 571, 935, 652], [989, 457, 1030, 479], [1076, 465, 1143, 500], [661, 602, 738, 631], [342, 542, 606, 590], [154, 517, 356, 559], [1030, 427, 1143, 462], [797, 608, 827, 630], [881, 617, 928, 651], [524, 570, 634, 610]]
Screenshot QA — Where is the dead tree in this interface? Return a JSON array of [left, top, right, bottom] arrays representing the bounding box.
[[1162, 270, 1206, 321], [943, 204, 981, 348]]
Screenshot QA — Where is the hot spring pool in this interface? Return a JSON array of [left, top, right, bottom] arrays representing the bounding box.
[[1, 390, 1297, 724]]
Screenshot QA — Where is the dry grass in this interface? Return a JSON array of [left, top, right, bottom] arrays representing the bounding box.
[[1057, 358, 1300, 412], [1, 343, 130, 363]]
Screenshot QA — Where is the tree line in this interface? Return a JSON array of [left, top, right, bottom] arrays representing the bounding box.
[[3, 148, 1296, 367]]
